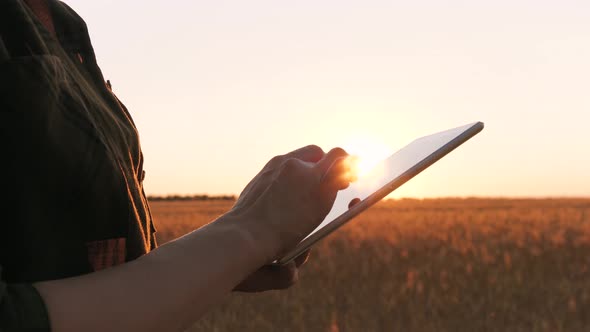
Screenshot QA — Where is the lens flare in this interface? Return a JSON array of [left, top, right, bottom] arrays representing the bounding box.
[[343, 137, 392, 179]]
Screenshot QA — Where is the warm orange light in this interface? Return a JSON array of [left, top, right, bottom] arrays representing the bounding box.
[[356, 155, 381, 177], [343, 136, 392, 178]]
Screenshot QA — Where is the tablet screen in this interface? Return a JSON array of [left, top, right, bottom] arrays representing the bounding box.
[[303, 122, 483, 241]]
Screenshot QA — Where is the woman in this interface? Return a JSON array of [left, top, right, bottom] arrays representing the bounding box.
[[0, 1, 353, 331]]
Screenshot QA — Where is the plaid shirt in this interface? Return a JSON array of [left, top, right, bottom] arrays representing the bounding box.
[[0, 1, 157, 329]]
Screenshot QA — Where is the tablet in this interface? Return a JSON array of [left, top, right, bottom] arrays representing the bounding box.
[[275, 121, 484, 265]]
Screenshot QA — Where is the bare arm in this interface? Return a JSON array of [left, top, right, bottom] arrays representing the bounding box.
[[34, 145, 352, 332], [35, 215, 265, 332]]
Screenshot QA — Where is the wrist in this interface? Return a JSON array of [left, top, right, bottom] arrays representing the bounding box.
[[219, 210, 279, 265]]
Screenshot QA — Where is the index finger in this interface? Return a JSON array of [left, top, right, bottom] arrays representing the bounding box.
[[314, 147, 349, 179]]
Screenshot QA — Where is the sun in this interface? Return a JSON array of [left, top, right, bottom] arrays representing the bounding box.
[[342, 136, 392, 178]]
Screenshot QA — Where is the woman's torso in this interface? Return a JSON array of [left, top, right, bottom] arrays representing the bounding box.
[[0, 0, 156, 283]]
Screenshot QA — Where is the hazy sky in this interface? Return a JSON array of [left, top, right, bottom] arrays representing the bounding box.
[[67, 0, 589, 197]]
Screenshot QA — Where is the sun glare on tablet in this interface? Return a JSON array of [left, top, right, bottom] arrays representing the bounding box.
[[343, 136, 392, 178]]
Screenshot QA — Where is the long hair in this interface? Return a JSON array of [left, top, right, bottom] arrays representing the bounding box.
[[0, 0, 154, 254]]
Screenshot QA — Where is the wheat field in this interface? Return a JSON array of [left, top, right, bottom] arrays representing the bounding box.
[[150, 198, 590, 332]]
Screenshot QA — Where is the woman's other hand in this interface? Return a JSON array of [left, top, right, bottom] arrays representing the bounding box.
[[233, 250, 310, 292]]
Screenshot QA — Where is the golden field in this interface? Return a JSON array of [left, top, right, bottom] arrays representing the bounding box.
[[150, 198, 590, 332]]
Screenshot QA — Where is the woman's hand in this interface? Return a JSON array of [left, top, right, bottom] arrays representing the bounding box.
[[228, 145, 354, 265], [233, 250, 310, 292], [228, 145, 354, 292]]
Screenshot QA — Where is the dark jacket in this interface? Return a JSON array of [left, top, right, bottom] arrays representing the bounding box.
[[0, 1, 157, 329]]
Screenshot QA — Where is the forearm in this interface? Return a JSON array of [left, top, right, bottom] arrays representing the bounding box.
[[34, 214, 265, 332]]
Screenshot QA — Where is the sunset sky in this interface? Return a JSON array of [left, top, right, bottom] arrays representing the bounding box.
[[67, 0, 589, 197]]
